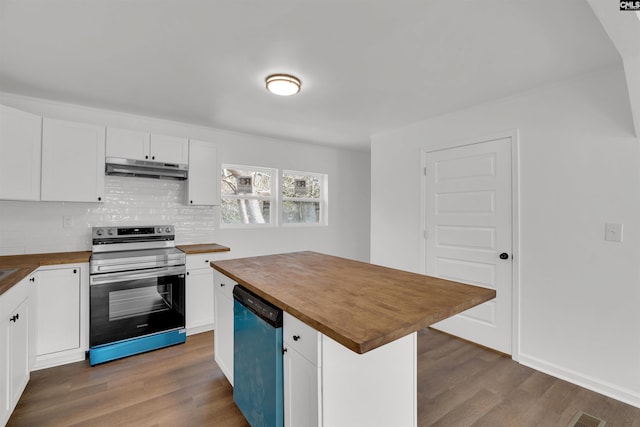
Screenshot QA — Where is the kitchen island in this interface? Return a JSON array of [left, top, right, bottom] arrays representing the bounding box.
[[211, 251, 496, 427]]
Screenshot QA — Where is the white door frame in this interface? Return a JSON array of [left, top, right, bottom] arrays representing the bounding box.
[[420, 129, 521, 360]]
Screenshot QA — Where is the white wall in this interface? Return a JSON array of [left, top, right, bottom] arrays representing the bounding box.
[[0, 93, 370, 262], [370, 65, 640, 406]]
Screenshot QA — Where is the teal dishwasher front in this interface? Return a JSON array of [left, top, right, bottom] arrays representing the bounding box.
[[233, 285, 284, 427]]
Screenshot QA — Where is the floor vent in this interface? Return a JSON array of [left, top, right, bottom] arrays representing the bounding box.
[[568, 411, 606, 427]]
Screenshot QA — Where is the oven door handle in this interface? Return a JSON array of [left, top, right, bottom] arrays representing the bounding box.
[[90, 266, 185, 285], [93, 259, 181, 273]]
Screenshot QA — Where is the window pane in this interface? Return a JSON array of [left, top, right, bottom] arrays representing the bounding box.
[[222, 168, 272, 196], [221, 198, 271, 225], [282, 201, 320, 224], [282, 174, 320, 199]]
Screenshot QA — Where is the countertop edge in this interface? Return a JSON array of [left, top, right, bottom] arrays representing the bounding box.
[[177, 244, 231, 255]]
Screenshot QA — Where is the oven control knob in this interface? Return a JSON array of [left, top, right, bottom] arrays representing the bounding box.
[[156, 227, 162, 234], [165, 227, 172, 234], [107, 228, 115, 236], [96, 229, 104, 236]]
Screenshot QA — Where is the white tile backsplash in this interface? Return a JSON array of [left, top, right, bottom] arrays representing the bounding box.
[[0, 175, 217, 255]]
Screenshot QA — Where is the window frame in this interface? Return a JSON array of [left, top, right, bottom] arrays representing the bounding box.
[[220, 164, 278, 229], [280, 169, 328, 227]]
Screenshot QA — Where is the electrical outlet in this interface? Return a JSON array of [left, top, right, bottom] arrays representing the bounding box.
[[63, 216, 73, 229], [605, 223, 623, 242]]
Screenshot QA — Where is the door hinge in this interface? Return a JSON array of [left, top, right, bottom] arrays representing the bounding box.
[[423, 167, 427, 176]]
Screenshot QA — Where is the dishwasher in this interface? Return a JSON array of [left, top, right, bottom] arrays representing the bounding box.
[[233, 285, 284, 427]]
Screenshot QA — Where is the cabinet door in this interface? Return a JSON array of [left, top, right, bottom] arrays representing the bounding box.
[[41, 118, 105, 202], [1, 276, 31, 425], [150, 134, 188, 164], [0, 105, 42, 201], [0, 299, 9, 426], [186, 267, 214, 333], [284, 347, 321, 427], [213, 287, 234, 385], [187, 139, 219, 206], [8, 298, 29, 411], [36, 267, 80, 355], [106, 127, 150, 161]]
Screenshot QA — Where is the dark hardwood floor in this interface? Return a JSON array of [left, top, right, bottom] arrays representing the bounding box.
[[8, 329, 640, 426]]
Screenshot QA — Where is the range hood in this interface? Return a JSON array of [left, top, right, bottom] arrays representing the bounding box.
[[105, 157, 188, 180]]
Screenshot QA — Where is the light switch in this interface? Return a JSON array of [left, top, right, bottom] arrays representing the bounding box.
[[605, 223, 623, 242]]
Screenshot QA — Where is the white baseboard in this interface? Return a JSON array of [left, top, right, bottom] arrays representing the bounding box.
[[186, 322, 215, 336], [33, 349, 87, 371], [518, 352, 640, 408]]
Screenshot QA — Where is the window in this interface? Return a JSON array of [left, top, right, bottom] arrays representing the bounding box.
[[220, 166, 328, 227], [281, 171, 327, 225], [221, 165, 275, 226]]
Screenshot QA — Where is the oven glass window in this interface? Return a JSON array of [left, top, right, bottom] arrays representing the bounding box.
[[108, 283, 173, 321]]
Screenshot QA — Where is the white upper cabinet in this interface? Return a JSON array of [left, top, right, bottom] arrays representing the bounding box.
[[106, 128, 188, 164], [187, 139, 219, 206], [150, 134, 188, 164], [0, 105, 42, 201], [41, 118, 105, 203], [106, 128, 150, 161]]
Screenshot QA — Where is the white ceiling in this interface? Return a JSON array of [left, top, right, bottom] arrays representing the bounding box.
[[0, 0, 622, 150]]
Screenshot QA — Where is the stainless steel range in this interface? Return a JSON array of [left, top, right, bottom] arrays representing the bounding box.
[[89, 225, 186, 365]]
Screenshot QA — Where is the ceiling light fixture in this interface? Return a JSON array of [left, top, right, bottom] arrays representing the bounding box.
[[265, 74, 301, 96]]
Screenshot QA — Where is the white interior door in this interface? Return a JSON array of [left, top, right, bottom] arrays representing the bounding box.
[[425, 137, 513, 354]]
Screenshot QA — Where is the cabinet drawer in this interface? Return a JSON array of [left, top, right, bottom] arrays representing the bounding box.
[[284, 313, 321, 366], [186, 253, 215, 270], [213, 271, 236, 299]]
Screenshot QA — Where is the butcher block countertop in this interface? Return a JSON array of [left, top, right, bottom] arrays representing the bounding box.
[[0, 243, 230, 297], [211, 251, 496, 354], [176, 243, 230, 255], [0, 251, 91, 296]]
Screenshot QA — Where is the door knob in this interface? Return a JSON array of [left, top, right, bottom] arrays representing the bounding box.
[[499, 252, 509, 260]]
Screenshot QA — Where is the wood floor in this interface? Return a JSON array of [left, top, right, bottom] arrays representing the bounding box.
[[8, 328, 640, 427]]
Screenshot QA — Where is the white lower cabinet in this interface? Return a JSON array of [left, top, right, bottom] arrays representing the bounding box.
[[33, 264, 88, 370], [283, 313, 322, 427], [186, 252, 230, 335], [283, 313, 417, 427], [0, 274, 32, 426], [185, 253, 219, 335], [0, 310, 8, 426], [213, 270, 235, 385], [186, 268, 214, 334]]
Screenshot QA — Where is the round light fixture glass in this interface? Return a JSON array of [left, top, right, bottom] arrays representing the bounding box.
[[265, 74, 301, 96]]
